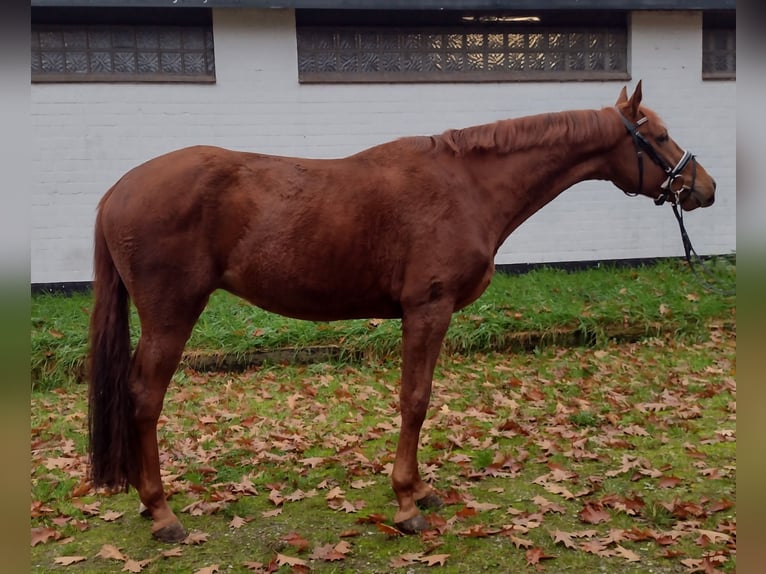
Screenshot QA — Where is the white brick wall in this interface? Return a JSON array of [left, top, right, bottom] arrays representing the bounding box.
[[30, 9, 736, 284]]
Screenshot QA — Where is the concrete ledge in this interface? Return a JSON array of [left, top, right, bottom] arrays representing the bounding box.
[[177, 319, 736, 373]]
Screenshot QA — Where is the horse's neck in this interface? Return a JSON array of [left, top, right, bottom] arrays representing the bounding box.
[[468, 108, 622, 248]]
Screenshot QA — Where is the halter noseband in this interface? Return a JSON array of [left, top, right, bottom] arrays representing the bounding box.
[[616, 107, 697, 206]]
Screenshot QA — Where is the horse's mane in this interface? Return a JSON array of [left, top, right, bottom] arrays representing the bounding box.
[[403, 109, 615, 156]]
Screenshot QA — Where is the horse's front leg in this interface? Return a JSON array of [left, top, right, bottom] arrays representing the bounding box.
[[392, 302, 452, 534]]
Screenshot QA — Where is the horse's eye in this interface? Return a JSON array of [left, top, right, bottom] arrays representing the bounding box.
[[656, 133, 669, 144]]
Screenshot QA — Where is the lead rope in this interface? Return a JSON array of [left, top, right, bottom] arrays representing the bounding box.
[[669, 201, 735, 296]]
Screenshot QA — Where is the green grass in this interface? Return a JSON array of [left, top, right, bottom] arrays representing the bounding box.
[[31, 328, 736, 572], [31, 258, 735, 392]]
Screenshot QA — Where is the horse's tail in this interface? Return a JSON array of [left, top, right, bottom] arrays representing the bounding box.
[[87, 202, 137, 492]]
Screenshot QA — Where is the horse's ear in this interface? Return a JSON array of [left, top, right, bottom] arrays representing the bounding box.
[[627, 80, 643, 118], [616, 85, 628, 105]]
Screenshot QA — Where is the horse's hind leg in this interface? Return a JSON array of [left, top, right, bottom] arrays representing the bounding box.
[[130, 300, 207, 542]]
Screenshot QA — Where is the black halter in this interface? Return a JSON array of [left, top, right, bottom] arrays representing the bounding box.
[[616, 107, 697, 206], [616, 108, 733, 296]]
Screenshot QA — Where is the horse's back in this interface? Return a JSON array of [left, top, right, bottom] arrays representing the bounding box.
[[97, 142, 493, 321]]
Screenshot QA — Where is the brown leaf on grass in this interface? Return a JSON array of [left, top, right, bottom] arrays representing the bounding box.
[[261, 507, 282, 518], [658, 475, 683, 488], [506, 534, 534, 549], [70, 480, 92, 498], [613, 545, 641, 562], [356, 513, 386, 524], [229, 515, 248, 529], [465, 500, 501, 512], [96, 544, 125, 561], [421, 554, 450, 566], [525, 547, 554, 566], [282, 532, 310, 553], [310, 542, 349, 562], [681, 557, 726, 574], [376, 522, 403, 537], [31, 526, 59, 546], [707, 498, 734, 513], [276, 553, 308, 568], [454, 506, 477, 520], [268, 489, 284, 506], [122, 559, 151, 573], [182, 531, 210, 545], [325, 486, 345, 500], [161, 547, 183, 558], [299, 456, 326, 468], [101, 510, 125, 522], [579, 503, 611, 524], [580, 539, 613, 557], [194, 565, 219, 574], [54, 555, 87, 566], [549, 529, 577, 549], [458, 525, 490, 538], [72, 500, 101, 515], [390, 553, 423, 568], [601, 528, 626, 545], [695, 530, 731, 546]]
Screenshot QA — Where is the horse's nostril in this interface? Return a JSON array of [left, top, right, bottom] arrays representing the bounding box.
[[713, 179, 717, 191]]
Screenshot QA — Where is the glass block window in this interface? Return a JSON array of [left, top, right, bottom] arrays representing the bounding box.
[[296, 10, 628, 83], [702, 12, 735, 80], [31, 7, 215, 83]]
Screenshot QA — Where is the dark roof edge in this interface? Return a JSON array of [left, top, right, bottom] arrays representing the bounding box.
[[30, 0, 737, 10]]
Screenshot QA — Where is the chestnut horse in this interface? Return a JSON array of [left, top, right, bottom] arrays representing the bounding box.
[[88, 82, 716, 541]]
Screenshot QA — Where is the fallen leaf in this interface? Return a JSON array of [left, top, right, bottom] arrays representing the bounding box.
[[282, 531, 310, 552], [525, 547, 554, 566], [96, 544, 125, 561], [194, 565, 219, 574], [421, 553, 450, 566], [390, 552, 423, 568], [466, 500, 501, 512], [658, 475, 683, 489], [122, 559, 149, 573], [579, 503, 611, 524], [261, 507, 282, 518], [276, 553, 307, 567], [183, 531, 209, 545], [310, 543, 346, 562], [613, 545, 641, 562], [161, 547, 183, 558], [229, 515, 247, 529], [31, 526, 59, 546], [376, 522, 403, 537], [550, 529, 577, 549]]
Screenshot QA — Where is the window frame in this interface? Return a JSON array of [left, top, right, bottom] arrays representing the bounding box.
[[31, 7, 216, 84], [295, 9, 630, 84], [702, 10, 735, 80]]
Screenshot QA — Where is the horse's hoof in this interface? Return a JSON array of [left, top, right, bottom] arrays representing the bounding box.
[[416, 493, 444, 511], [395, 513, 429, 535], [151, 522, 187, 543]]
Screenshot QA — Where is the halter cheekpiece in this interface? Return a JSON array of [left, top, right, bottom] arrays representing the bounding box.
[[615, 107, 697, 206]]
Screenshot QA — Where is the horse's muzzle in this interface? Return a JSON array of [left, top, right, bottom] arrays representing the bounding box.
[[682, 185, 715, 210]]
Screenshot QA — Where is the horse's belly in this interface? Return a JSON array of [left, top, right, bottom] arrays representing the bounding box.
[[221, 271, 403, 322]]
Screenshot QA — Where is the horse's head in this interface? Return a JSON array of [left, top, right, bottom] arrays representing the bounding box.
[[611, 81, 716, 211]]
